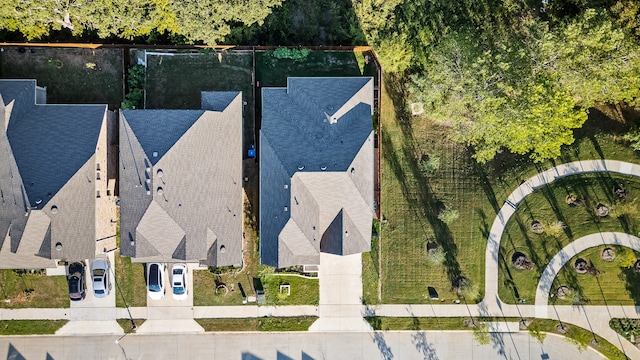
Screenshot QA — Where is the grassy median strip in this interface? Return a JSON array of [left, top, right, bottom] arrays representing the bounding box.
[[195, 317, 317, 332], [0, 320, 68, 335], [114, 250, 147, 308], [116, 319, 146, 332], [367, 316, 625, 360]]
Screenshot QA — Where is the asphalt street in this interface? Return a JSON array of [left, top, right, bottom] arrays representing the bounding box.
[[1, 330, 605, 360]]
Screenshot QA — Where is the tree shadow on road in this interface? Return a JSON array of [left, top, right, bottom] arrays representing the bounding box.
[[372, 331, 394, 360]]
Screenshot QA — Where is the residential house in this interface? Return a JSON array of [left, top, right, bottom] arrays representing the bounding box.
[[119, 92, 243, 267], [260, 77, 375, 268], [0, 80, 116, 269]]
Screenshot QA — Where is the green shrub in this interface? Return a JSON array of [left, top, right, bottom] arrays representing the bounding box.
[[427, 247, 446, 265], [420, 155, 440, 173], [612, 199, 638, 218], [438, 208, 459, 224], [128, 64, 146, 89], [270, 48, 311, 62], [544, 221, 566, 238], [623, 130, 640, 151]]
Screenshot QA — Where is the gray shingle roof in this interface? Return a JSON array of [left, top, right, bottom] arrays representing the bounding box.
[[0, 80, 107, 268], [120, 92, 243, 266], [260, 77, 374, 268]]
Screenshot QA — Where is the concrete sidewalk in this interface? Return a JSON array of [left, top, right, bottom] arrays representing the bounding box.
[[484, 160, 640, 305], [535, 232, 640, 308]]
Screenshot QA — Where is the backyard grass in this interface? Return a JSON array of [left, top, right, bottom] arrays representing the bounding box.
[[255, 50, 373, 87], [0, 320, 68, 335], [551, 246, 640, 306], [0, 47, 124, 109], [114, 250, 147, 307], [144, 51, 255, 153], [195, 316, 317, 332], [369, 71, 640, 305], [0, 270, 68, 308], [498, 174, 640, 304]]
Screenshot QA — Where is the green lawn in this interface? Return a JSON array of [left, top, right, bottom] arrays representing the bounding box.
[[195, 317, 317, 331], [0, 270, 68, 308], [0, 47, 124, 109], [261, 275, 319, 305], [370, 72, 640, 305], [0, 320, 68, 335], [498, 174, 640, 304], [116, 318, 146, 332], [255, 50, 372, 87], [551, 246, 640, 305], [114, 250, 147, 307], [194, 270, 318, 306]]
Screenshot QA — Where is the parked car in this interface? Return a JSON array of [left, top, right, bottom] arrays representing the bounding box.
[[171, 264, 188, 300], [146, 263, 165, 300], [68, 262, 86, 301], [91, 258, 111, 298]]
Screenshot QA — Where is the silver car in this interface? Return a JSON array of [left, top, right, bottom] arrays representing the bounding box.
[[91, 258, 111, 298]]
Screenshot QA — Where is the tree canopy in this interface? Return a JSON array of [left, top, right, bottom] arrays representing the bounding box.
[[0, 0, 282, 44], [400, 6, 640, 163]]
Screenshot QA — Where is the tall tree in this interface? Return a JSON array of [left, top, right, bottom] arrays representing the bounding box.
[[0, 0, 283, 43]]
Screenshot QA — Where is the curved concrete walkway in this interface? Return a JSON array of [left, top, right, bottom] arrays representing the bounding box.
[[535, 232, 640, 308], [484, 160, 640, 305]]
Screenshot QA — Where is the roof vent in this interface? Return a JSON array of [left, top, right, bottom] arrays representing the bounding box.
[[157, 169, 163, 177], [157, 187, 164, 195], [35, 198, 42, 205], [146, 178, 151, 184], [50, 205, 58, 214], [284, 184, 288, 189], [55, 242, 62, 251], [321, 166, 327, 171], [345, 230, 349, 237], [146, 190, 151, 196], [351, 167, 355, 174], [284, 206, 288, 212], [220, 245, 226, 253], [152, 151, 158, 157], [298, 165, 304, 171], [145, 167, 151, 173]]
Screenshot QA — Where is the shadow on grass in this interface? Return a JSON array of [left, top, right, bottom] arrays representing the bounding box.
[[382, 75, 464, 288], [620, 267, 640, 305]]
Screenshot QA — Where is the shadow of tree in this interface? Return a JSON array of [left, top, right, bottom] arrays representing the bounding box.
[[381, 75, 464, 289], [372, 331, 395, 360], [620, 267, 640, 305]]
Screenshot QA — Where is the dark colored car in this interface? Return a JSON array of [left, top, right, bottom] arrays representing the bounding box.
[[68, 262, 86, 301]]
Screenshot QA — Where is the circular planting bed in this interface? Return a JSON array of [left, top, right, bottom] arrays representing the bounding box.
[[574, 258, 588, 274], [511, 251, 534, 270], [556, 286, 573, 300], [614, 185, 630, 198], [601, 247, 616, 262], [215, 284, 229, 296], [596, 204, 609, 217], [556, 324, 569, 334], [530, 220, 544, 234], [565, 194, 584, 206]]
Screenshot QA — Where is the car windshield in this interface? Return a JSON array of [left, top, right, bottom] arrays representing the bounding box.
[[148, 264, 161, 291], [173, 285, 185, 294], [69, 277, 79, 292], [95, 289, 104, 294], [93, 269, 105, 276]]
